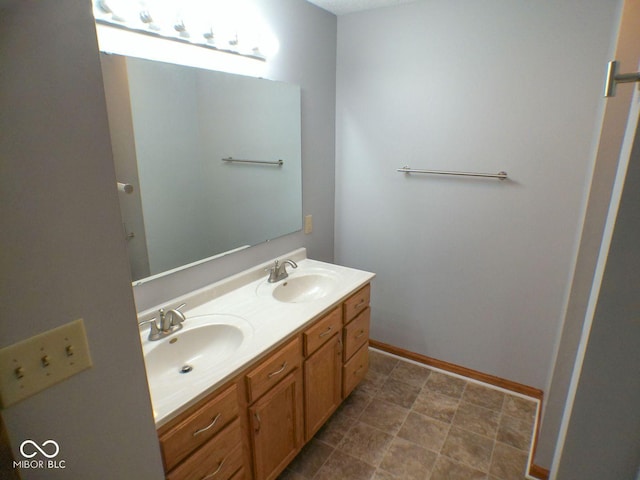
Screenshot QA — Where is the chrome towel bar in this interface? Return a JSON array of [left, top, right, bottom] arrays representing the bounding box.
[[222, 157, 283, 166], [397, 166, 507, 180]]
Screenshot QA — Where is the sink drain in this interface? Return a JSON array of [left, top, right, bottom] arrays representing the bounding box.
[[179, 364, 193, 374]]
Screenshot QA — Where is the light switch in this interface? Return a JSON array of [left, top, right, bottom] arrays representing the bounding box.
[[0, 318, 92, 408], [304, 214, 313, 234]]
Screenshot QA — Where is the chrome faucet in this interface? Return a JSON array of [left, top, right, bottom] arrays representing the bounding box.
[[267, 259, 298, 283], [138, 303, 186, 341]]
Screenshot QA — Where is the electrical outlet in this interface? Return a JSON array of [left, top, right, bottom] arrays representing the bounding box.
[[304, 214, 313, 234], [0, 318, 92, 408]]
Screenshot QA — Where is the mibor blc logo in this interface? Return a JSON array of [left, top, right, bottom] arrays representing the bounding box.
[[14, 439, 66, 470]]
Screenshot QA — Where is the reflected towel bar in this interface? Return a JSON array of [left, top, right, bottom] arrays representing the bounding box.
[[397, 166, 507, 180], [223, 157, 283, 166]]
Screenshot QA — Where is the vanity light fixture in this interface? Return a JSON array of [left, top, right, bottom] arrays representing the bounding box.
[[92, 0, 267, 61]]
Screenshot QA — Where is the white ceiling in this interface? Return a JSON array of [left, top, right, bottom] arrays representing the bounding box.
[[306, 0, 419, 16]]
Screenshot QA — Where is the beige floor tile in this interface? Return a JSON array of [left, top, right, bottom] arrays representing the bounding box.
[[379, 437, 438, 480], [277, 468, 308, 480], [441, 426, 494, 472], [452, 401, 500, 438], [424, 372, 467, 399], [430, 455, 488, 480], [397, 411, 450, 453], [372, 470, 397, 480], [359, 398, 409, 435], [389, 361, 432, 388], [412, 390, 460, 424], [369, 350, 399, 375], [502, 395, 537, 423], [314, 450, 376, 480], [376, 376, 422, 408], [489, 442, 528, 479], [462, 383, 505, 411], [315, 410, 357, 446], [338, 421, 395, 467], [496, 414, 534, 451], [287, 439, 333, 478], [358, 368, 390, 395], [339, 388, 373, 419]]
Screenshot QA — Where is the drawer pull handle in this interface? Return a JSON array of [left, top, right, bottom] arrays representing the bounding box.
[[319, 326, 333, 338], [267, 361, 287, 378], [354, 300, 366, 309], [193, 413, 222, 437], [355, 329, 365, 339], [254, 412, 261, 433], [202, 459, 225, 479]]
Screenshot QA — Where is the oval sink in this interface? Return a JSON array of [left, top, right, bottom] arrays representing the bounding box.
[[143, 314, 251, 390], [272, 273, 338, 303]]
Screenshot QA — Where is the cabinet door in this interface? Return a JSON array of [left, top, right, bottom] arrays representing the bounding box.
[[304, 333, 342, 440], [249, 369, 303, 480]]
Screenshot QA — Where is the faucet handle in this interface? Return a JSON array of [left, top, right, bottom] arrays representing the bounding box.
[[138, 317, 161, 340], [166, 303, 187, 327], [168, 309, 186, 327]]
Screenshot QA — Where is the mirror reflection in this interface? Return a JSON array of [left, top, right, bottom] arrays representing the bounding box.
[[100, 54, 302, 282]]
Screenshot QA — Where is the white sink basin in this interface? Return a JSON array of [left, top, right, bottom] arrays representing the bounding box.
[[256, 268, 340, 303], [142, 314, 252, 393], [272, 274, 339, 302]]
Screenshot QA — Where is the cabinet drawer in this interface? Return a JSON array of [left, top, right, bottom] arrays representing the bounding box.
[[303, 307, 342, 356], [166, 418, 243, 480], [246, 337, 301, 403], [343, 343, 369, 398], [160, 384, 239, 472], [343, 284, 370, 324], [343, 307, 370, 361]]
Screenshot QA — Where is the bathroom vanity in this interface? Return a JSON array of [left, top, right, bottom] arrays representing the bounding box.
[[137, 249, 374, 480]]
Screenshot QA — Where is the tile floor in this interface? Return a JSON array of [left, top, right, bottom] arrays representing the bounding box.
[[279, 349, 539, 480]]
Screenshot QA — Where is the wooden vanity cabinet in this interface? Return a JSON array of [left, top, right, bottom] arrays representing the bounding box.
[[157, 282, 372, 480]]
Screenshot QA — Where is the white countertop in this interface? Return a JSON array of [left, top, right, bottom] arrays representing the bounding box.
[[137, 248, 375, 428]]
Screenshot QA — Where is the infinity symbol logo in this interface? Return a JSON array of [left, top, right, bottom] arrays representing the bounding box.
[[20, 440, 60, 459]]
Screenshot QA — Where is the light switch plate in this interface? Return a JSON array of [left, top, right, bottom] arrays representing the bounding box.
[[0, 318, 92, 408], [304, 214, 313, 234]]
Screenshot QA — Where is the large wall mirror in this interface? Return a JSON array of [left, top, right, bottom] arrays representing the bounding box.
[[100, 54, 302, 283]]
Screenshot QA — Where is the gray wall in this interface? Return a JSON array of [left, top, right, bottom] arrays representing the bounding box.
[[557, 95, 640, 479], [132, 0, 338, 311], [334, 0, 619, 390], [0, 1, 164, 478]]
